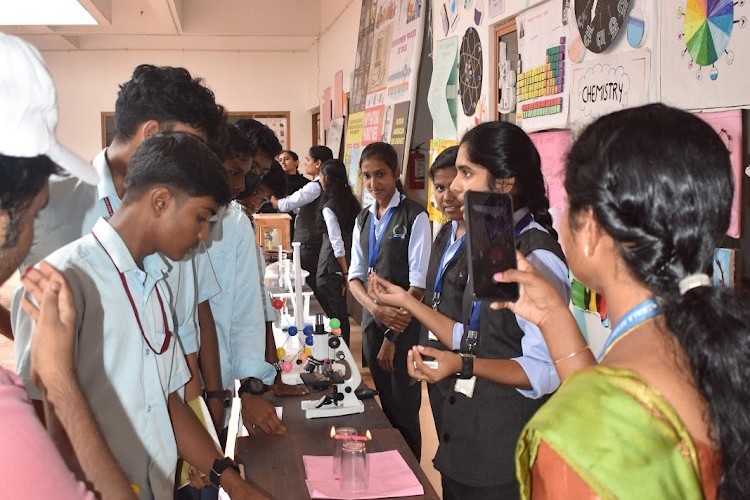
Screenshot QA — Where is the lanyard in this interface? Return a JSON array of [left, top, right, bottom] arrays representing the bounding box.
[[102, 196, 115, 217], [464, 211, 535, 353], [597, 298, 662, 361], [432, 234, 465, 309], [368, 206, 396, 273], [464, 301, 482, 353], [92, 232, 173, 355]]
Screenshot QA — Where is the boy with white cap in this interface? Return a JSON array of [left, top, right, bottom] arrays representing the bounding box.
[[8, 58, 229, 431], [4, 34, 262, 499], [0, 32, 135, 499]]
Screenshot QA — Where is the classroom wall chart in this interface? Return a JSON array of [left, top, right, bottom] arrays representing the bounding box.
[[569, 48, 650, 128], [428, 36, 460, 139], [343, 0, 427, 196], [516, 0, 570, 132], [661, 0, 749, 109]]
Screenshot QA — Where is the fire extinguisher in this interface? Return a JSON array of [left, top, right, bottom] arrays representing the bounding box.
[[408, 143, 426, 189]]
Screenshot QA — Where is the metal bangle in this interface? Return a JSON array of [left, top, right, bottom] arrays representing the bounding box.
[[553, 346, 591, 365]]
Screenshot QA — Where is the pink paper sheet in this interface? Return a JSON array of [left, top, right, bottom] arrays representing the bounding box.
[[303, 450, 424, 499], [694, 110, 743, 238]]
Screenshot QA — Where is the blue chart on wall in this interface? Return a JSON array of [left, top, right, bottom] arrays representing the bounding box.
[[459, 27, 483, 116]]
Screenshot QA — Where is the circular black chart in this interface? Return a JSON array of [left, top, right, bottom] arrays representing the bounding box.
[[459, 27, 483, 116], [575, 0, 629, 53]]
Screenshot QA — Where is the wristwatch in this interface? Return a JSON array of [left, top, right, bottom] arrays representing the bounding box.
[[209, 457, 240, 488], [459, 353, 475, 379], [238, 377, 266, 397], [384, 328, 398, 343], [204, 389, 232, 408]]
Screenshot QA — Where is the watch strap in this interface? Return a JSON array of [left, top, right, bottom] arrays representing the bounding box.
[[384, 328, 398, 343], [459, 353, 475, 379], [204, 389, 231, 408], [209, 457, 239, 488]]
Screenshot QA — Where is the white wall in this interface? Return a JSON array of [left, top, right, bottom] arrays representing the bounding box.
[[307, 0, 361, 121], [42, 49, 314, 161], [39, 1, 361, 162]]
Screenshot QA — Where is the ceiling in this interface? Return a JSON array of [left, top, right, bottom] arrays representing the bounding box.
[[3, 0, 349, 52]]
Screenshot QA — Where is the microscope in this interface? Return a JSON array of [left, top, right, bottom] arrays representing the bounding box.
[[270, 242, 364, 419], [299, 313, 365, 419]]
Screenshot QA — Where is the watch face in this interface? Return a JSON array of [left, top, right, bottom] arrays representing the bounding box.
[[575, 0, 630, 53], [248, 377, 265, 394]]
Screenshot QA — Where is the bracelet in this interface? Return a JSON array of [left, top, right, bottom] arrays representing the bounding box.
[[553, 346, 591, 365]]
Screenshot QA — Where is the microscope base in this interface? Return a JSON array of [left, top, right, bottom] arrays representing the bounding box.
[[301, 398, 365, 419]]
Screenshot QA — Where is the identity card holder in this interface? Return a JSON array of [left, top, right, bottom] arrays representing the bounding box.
[[453, 377, 476, 398]]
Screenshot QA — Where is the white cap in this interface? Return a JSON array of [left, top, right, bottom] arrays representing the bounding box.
[[0, 33, 98, 185]]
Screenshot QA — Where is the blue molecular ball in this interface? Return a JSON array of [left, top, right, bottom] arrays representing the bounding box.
[[303, 325, 314, 336], [288, 326, 298, 336], [305, 335, 314, 346]]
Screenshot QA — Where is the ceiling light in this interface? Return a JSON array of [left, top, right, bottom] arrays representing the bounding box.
[[0, 0, 98, 25]]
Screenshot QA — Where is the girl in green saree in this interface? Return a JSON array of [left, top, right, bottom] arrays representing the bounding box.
[[488, 104, 750, 499]]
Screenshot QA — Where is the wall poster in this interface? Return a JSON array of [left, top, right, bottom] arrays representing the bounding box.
[[515, 0, 570, 132], [343, 0, 427, 199], [569, 49, 651, 128], [661, 0, 750, 110]]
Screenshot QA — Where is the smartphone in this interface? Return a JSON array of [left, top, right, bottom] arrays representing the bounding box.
[[464, 191, 519, 302]]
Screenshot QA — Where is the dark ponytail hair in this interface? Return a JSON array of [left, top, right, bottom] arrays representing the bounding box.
[[460, 121, 556, 240], [316, 159, 361, 233], [359, 141, 405, 194], [566, 103, 750, 499], [309, 145, 333, 164]]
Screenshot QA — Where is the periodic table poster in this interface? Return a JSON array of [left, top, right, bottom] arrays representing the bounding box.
[[515, 0, 570, 132]]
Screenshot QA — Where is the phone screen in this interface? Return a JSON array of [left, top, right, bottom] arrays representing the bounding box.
[[465, 191, 519, 302]]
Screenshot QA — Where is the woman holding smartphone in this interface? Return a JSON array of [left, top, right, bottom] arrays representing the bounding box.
[[347, 142, 431, 461], [485, 105, 747, 499], [369, 122, 569, 499]]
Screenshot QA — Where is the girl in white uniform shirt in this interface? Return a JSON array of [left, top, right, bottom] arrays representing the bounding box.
[[315, 159, 361, 345], [272, 145, 333, 295], [347, 142, 432, 460]]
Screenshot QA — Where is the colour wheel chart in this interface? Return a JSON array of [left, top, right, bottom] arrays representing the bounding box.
[[678, 0, 746, 80]]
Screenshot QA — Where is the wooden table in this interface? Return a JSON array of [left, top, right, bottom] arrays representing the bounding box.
[[236, 391, 439, 499]]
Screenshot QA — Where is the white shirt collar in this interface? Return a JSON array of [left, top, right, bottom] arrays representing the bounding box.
[[368, 190, 404, 217], [91, 218, 168, 280], [93, 149, 120, 204]]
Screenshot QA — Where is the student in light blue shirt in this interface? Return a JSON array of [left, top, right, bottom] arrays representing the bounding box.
[[15, 133, 260, 499], [236, 160, 312, 402], [9, 64, 228, 428], [199, 120, 286, 439]]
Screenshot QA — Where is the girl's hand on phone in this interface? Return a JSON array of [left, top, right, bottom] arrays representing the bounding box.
[[490, 252, 568, 328]]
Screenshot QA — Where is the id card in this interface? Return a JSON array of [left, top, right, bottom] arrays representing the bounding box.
[[454, 376, 476, 398]]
